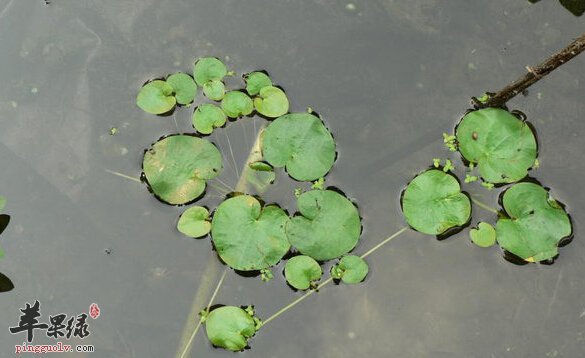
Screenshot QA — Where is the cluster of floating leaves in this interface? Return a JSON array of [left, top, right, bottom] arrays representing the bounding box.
[[0, 196, 15, 293], [401, 107, 572, 263], [136, 57, 368, 351]]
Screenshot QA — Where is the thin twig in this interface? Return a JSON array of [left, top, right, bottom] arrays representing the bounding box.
[[478, 32, 585, 108], [471, 197, 499, 214], [105, 169, 141, 183]]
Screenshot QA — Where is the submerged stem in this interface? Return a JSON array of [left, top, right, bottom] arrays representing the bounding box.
[[105, 169, 141, 183], [260, 226, 409, 328], [471, 197, 499, 214]]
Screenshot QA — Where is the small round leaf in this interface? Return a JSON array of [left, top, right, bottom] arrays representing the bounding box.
[[253, 86, 289, 118], [469, 222, 496, 247], [286, 190, 361, 261], [142, 135, 222, 205], [401, 169, 471, 235], [284, 255, 322, 290], [330, 255, 369, 284], [205, 306, 256, 352], [166, 73, 197, 105], [193, 57, 227, 86], [261, 113, 336, 181], [192, 104, 227, 135], [202, 80, 226, 101], [456, 108, 537, 184], [136, 80, 176, 115], [245, 72, 272, 96], [177, 206, 211, 238], [496, 182, 571, 262], [221, 91, 254, 118], [211, 195, 290, 271]]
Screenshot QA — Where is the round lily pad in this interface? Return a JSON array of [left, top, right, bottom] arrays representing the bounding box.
[[221, 91, 254, 118], [456, 108, 537, 184], [205, 306, 256, 352], [192, 104, 227, 135], [193, 57, 227, 86], [284, 255, 322, 290], [142, 135, 222, 205], [261, 113, 336, 181], [469, 222, 496, 248], [166, 73, 197, 105], [202, 80, 226, 101], [496, 182, 571, 262], [286, 190, 361, 261], [136, 80, 176, 115], [330, 255, 369, 284], [211, 195, 290, 271], [401, 169, 471, 235], [177, 206, 211, 238], [245, 72, 272, 96], [253, 86, 289, 118]]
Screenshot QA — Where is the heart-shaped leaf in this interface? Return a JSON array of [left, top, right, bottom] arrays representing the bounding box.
[[456, 108, 537, 184], [401, 169, 471, 235], [496, 182, 571, 262], [261, 113, 336, 181], [136, 80, 176, 114], [211, 195, 290, 271], [166, 73, 197, 105], [221, 91, 254, 118], [330, 255, 369, 284], [284, 255, 322, 290], [192, 104, 227, 135], [142, 135, 222, 205], [193, 57, 227, 86], [286, 189, 361, 261], [245, 72, 272, 96], [253, 86, 289, 118], [177, 206, 211, 238], [202, 80, 226, 101], [469, 222, 496, 248], [205, 306, 256, 351]]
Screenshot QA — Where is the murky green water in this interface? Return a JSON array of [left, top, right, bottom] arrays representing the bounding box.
[[0, 0, 584, 357]]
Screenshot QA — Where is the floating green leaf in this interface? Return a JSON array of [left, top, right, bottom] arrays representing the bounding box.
[[401, 169, 471, 235], [245, 72, 272, 95], [253, 86, 289, 118], [166, 73, 197, 105], [261, 113, 336, 181], [330, 255, 369, 284], [192, 104, 227, 135], [136, 80, 176, 114], [193, 57, 227, 86], [142, 135, 222, 205], [496, 182, 571, 262], [211, 195, 290, 271], [177, 206, 211, 238], [456, 108, 537, 184], [286, 190, 361, 261], [246, 162, 275, 193], [221, 91, 254, 118], [469, 222, 496, 248], [284, 255, 322, 290], [205, 306, 256, 352], [202, 80, 226, 101]]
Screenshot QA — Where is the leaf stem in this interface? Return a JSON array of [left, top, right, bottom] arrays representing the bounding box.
[[471, 197, 498, 214], [260, 226, 409, 328], [104, 169, 141, 183]]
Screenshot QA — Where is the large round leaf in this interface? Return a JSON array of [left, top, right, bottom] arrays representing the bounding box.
[[205, 306, 256, 352], [261, 113, 336, 181], [496, 182, 571, 262], [401, 169, 471, 235], [211, 195, 290, 271], [221, 91, 254, 118], [253, 86, 289, 118], [193, 57, 227, 86], [284, 255, 322, 290], [136, 80, 176, 114], [286, 190, 361, 261], [166, 73, 197, 105], [456, 108, 537, 184], [142, 135, 222, 205]]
